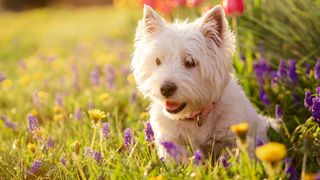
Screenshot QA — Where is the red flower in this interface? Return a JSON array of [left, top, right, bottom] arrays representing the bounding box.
[[140, 0, 156, 9], [222, 0, 245, 16]]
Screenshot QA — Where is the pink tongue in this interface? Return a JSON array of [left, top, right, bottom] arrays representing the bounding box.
[[165, 101, 180, 110]]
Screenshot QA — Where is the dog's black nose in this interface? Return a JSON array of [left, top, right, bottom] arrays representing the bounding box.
[[160, 81, 177, 97]]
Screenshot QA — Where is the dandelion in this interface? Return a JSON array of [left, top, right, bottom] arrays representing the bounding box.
[[288, 60, 299, 82], [145, 122, 154, 143], [193, 149, 202, 165], [124, 128, 134, 150], [46, 137, 54, 149], [60, 156, 67, 166], [28, 160, 42, 176], [88, 109, 106, 124], [275, 104, 283, 119], [255, 142, 287, 162], [27, 143, 36, 153], [256, 142, 287, 179], [230, 122, 249, 142], [315, 59, 320, 79], [220, 155, 228, 169], [27, 114, 40, 133], [304, 91, 313, 109], [259, 87, 270, 106], [101, 122, 110, 139]]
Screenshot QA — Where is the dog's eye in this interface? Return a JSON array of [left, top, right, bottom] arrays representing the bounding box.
[[156, 58, 161, 66], [184, 57, 197, 68]]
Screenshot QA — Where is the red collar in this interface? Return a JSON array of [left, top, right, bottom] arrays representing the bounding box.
[[183, 103, 215, 126]]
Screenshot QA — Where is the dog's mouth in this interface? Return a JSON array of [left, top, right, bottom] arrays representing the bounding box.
[[165, 100, 187, 114]]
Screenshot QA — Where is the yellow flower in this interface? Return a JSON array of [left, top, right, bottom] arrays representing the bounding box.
[[139, 112, 149, 121], [53, 105, 64, 114], [255, 142, 287, 162], [150, 176, 165, 180], [303, 173, 316, 180], [98, 93, 110, 102], [127, 74, 136, 86], [38, 91, 48, 101], [54, 114, 64, 123], [1, 79, 12, 90], [88, 109, 106, 123], [30, 109, 39, 117], [230, 122, 249, 140], [19, 75, 31, 86], [27, 143, 36, 153]]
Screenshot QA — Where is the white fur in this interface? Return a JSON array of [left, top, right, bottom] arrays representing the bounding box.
[[131, 5, 269, 161]]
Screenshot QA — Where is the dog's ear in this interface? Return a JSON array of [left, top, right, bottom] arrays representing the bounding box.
[[142, 5, 165, 35], [200, 5, 227, 47]]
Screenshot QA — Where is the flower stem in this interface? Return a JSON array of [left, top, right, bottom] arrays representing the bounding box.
[[99, 127, 103, 156], [90, 126, 97, 150], [301, 150, 307, 180], [232, 16, 240, 59]]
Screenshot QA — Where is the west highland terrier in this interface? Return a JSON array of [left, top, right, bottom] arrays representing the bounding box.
[[131, 5, 271, 162]]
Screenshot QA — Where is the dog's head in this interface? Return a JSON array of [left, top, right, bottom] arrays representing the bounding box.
[[131, 5, 235, 120]]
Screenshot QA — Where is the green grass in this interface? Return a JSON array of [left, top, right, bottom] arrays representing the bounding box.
[[0, 6, 319, 179]]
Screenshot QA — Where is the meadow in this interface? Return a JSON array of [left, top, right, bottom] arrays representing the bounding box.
[[0, 0, 319, 179]]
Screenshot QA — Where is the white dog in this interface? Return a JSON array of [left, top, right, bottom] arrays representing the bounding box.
[[131, 5, 270, 162]]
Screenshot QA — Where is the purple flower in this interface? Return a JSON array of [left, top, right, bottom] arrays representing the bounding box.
[[105, 65, 115, 89], [253, 58, 271, 84], [102, 122, 110, 139], [0, 115, 18, 131], [220, 155, 228, 169], [60, 156, 67, 166], [288, 60, 299, 82], [28, 160, 42, 175], [74, 108, 82, 121], [90, 66, 100, 86], [271, 71, 278, 86], [193, 149, 202, 164], [46, 137, 55, 149], [259, 87, 270, 106], [315, 59, 320, 79], [55, 92, 64, 106], [0, 72, 5, 82], [275, 104, 283, 119], [161, 141, 185, 162], [311, 96, 320, 125], [124, 128, 134, 150], [277, 60, 287, 79], [305, 63, 311, 75], [130, 91, 137, 104], [145, 122, 154, 143], [285, 158, 298, 180], [33, 91, 40, 107], [92, 151, 102, 163], [304, 91, 313, 109], [256, 137, 265, 147], [27, 114, 40, 133]]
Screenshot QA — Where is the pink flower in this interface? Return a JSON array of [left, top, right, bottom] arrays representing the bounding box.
[[140, 0, 156, 9], [222, 0, 245, 16]]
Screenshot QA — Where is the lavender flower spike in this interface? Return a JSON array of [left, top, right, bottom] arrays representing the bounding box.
[[60, 156, 67, 166], [220, 155, 228, 169], [90, 66, 100, 86], [102, 122, 110, 139], [124, 128, 134, 150], [311, 96, 320, 125], [28, 160, 42, 175], [315, 59, 320, 79], [304, 91, 313, 109], [27, 114, 40, 133], [275, 104, 283, 119], [161, 141, 185, 162], [46, 137, 55, 149], [145, 121, 154, 143], [284, 158, 298, 180], [259, 87, 270, 106], [1, 115, 18, 131], [288, 60, 299, 81], [193, 149, 202, 164]]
